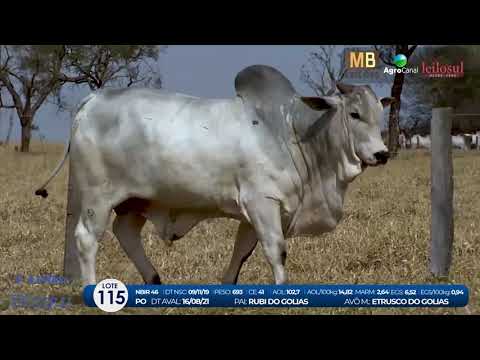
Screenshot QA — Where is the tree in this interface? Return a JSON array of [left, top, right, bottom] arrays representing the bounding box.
[[398, 95, 431, 136], [301, 45, 350, 95], [0, 45, 67, 152], [0, 45, 165, 152], [4, 110, 14, 145], [0, 107, 14, 145], [395, 68, 433, 137], [53, 45, 164, 112], [375, 45, 417, 157], [62, 45, 164, 89], [152, 76, 163, 89]]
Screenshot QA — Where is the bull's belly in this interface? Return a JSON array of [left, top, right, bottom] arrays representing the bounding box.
[[289, 217, 339, 237], [114, 197, 241, 223], [112, 171, 242, 214]]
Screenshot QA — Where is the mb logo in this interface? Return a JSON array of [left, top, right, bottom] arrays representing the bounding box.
[[346, 51, 378, 69]]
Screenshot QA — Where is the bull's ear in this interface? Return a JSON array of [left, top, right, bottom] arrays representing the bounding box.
[[301, 96, 337, 111], [381, 97, 396, 108]]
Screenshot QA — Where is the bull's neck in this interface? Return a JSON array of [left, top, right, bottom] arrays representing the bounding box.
[[289, 107, 352, 233], [301, 125, 349, 216]]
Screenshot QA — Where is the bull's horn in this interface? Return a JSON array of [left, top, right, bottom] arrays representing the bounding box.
[[381, 97, 396, 108], [336, 83, 356, 95]]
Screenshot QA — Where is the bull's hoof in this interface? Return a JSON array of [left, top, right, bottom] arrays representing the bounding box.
[[148, 274, 162, 285], [35, 189, 48, 198], [221, 273, 238, 285], [163, 234, 181, 247]]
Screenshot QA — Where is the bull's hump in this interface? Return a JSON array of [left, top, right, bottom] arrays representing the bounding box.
[[234, 65, 296, 105]]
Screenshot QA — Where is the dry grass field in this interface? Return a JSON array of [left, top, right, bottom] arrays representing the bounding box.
[[0, 142, 479, 315]]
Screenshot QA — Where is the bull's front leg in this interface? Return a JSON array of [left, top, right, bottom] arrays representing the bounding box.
[[242, 197, 287, 284]]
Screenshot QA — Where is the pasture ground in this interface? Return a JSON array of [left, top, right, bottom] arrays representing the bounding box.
[[0, 142, 479, 315]]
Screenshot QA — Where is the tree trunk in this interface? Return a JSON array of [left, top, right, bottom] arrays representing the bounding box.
[[387, 45, 408, 158], [5, 112, 13, 145], [20, 120, 32, 152], [388, 45, 413, 157], [388, 72, 405, 156]]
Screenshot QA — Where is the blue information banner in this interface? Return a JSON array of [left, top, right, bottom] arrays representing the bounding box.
[[84, 284, 468, 308]]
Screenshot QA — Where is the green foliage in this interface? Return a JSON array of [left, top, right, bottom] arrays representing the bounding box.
[[0, 45, 165, 151], [65, 45, 159, 65], [0, 45, 67, 115], [62, 45, 162, 89]]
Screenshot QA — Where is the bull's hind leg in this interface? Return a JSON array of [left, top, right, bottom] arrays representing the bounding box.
[[222, 222, 258, 284], [113, 212, 161, 284], [75, 201, 112, 286]]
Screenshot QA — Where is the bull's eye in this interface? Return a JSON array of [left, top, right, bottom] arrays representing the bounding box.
[[350, 112, 361, 120]]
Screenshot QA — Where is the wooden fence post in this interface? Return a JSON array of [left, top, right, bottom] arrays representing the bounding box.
[[430, 107, 454, 277], [64, 161, 82, 282]]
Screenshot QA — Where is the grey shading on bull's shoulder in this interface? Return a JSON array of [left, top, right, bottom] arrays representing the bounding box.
[[35, 64, 394, 286]]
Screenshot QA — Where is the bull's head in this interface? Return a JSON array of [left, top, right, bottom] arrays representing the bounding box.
[[298, 83, 395, 181], [336, 83, 394, 168]]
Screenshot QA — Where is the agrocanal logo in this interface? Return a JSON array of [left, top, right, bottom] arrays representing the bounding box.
[[393, 54, 407, 68], [384, 53, 418, 75]]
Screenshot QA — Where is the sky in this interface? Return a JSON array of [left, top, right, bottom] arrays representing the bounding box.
[[0, 45, 391, 143]]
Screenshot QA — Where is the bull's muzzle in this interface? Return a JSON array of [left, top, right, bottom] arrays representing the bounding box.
[[374, 151, 390, 165]]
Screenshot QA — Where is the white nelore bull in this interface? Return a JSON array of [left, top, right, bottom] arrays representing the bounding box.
[[409, 134, 431, 150], [35, 65, 394, 286], [452, 135, 469, 150], [473, 132, 480, 149], [398, 132, 407, 149], [465, 132, 479, 150]]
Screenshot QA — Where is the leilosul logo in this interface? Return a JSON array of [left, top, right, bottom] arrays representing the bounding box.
[[421, 60, 464, 78]]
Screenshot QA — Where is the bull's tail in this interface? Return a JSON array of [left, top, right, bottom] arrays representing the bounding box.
[[34, 142, 70, 198], [34, 93, 96, 198]]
